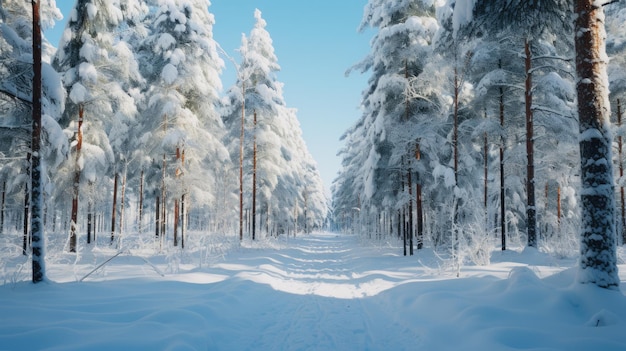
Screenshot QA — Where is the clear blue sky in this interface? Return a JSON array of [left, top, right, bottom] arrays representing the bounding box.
[[46, 1, 372, 194]]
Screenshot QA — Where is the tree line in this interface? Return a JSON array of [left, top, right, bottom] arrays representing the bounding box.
[[0, 0, 328, 282], [332, 0, 624, 288]]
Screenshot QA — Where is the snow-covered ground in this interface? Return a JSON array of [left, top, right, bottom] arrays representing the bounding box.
[[1, 232, 626, 350]]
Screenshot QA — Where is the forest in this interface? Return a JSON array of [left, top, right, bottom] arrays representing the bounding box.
[[0, 0, 329, 270], [1, 0, 625, 290], [333, 0, 625, 287]]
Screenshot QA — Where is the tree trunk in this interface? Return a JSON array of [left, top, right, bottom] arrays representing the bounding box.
[[155, 195, 160, 237], [617, 99, 625, 243], [87, 196, 92, 244], [575, 0, 619, 289], [31, 0, 45, 282], [499, 83, 506, 251], [110, 172, 118, 245], [239, 82, 245, 241], [415, 143, 423, 250], [557, 185, 561, 229], [138, 169, 144, 233], [70, 105, 83, 253], [0, 181, 5, 235], [23, 154, 31, 256], [173, 199, 179, 246], [161, 153, 166, 242], [484, 131, 488, 210], [407, 166, 414, 256], [453, 67, 459, 185], [252, 110, 257, 241], [119, 165, 126, 240], [524, 38, 537, 248], [181, 193, 185, 249]]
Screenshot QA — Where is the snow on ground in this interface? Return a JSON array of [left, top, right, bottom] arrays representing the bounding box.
[[1, 232, 626, 350]]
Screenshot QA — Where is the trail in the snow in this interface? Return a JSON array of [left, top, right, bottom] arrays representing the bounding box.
[[206, 233, 422, 350]]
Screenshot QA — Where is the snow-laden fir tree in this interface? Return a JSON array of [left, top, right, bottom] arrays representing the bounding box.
[[137, 0, 229, 240], [52, 0, 144, 251], [0, 0, 66, 204], [336, 0, 439, 247], [0, 0, 65, 272], [223, 9, 328, 238], [447, 0, 575, 250]]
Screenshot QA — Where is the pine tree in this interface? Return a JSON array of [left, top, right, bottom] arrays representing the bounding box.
[[450, 0, 574, 249], [138, 0, 228, 242], [575, 0, 619, 289], [223, 9, 327, 238], [336, 0, 440, 244], [53, 0, 143, 250]]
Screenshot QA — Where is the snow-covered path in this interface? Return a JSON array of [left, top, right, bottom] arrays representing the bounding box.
[[2, 232, 626, 350]]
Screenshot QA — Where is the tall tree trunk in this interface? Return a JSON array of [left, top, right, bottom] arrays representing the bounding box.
[[252, 110, 257, 241], [87, 198, 92, 244], [161, 153, 166, 242], [484, 131, 488, 211], [181, 193, 185, 249], [31, 0, 45, 282], [575, 0, 619, 289], [1, 181, 5, 235], [557, 185, 561, 229], [525, 38, 537, 248], [617, 99, 625, 243], [138, 169, 144, 233], [23, 153, 31, 256], [110, 172, 118, 245], [499, 80, 506, 251], [155, 195, 160, 237], [415, 143, 423, 250], [407, 166, 414, 256], [239, 82, 245, 241], [119, 165, 127, 241], [70, 105, 83, 253], [173, 199, 179, 246]]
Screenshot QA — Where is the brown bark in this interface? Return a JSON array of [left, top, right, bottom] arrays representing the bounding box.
[[181, 193, 185, 249], [407, 166, 414, 256], [31, 0, 44, 282], [155, 195, 160, 237], [239, 82, 245, 241], [575, 0, 619, 288], [1, 181, 5, 235], [252, 110, 258, 240], [499, 80, 506, 251], [110, 172, 118, 245], [70, 105, 84, 253], [119, 166, 126, 237], [138, 169, 144, 233], [173, 199, 179, 246], [416, 143, 423, 250], [453, 67, 460, 185], [525, 38, 537, 248], [618, 99, 625, 242], [23, 153, 31, 255], [484, 132, 488, 210]]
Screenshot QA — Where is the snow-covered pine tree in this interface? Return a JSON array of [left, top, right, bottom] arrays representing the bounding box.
[[0, 0, 65, 280], [450, 0, 574, 250], [52, 0, 144, 250], [337, 0, 439, 248], [223, 9, 328, 238], [575, 0, 619, 290], [137, 0, 228, 242]]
